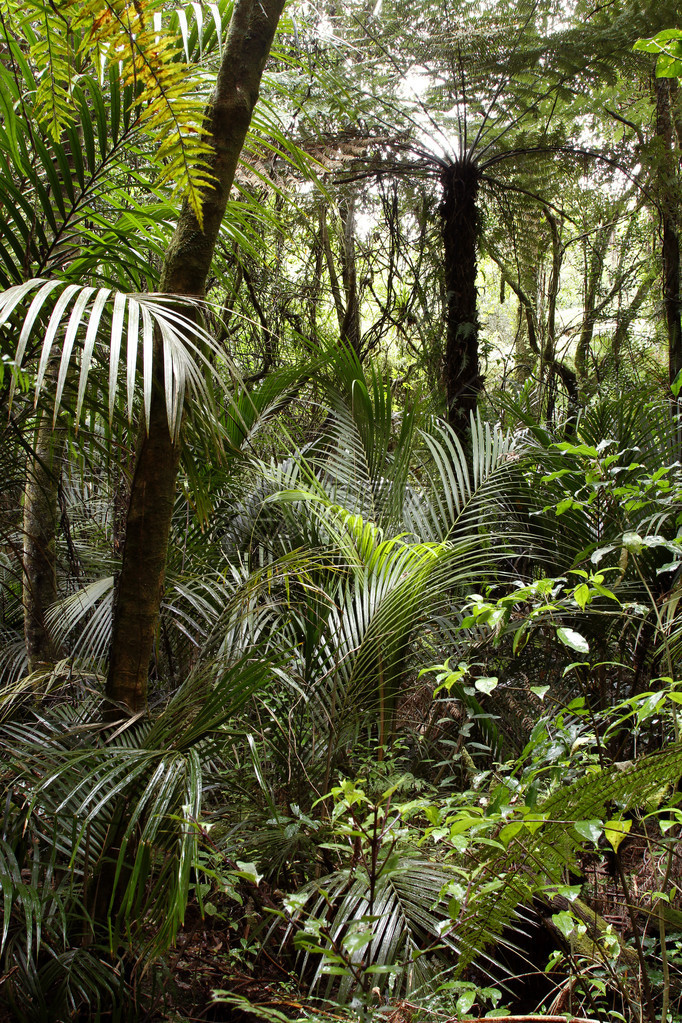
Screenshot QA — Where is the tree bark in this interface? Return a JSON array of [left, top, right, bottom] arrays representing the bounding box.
[[321, 199, 362, 356], [656, 77, 682, 388], [21, 129, 81, 674], [106, 0, 286, 714], [440, 159, 483, 439]]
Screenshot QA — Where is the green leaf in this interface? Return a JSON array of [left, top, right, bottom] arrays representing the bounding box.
[[499, 822, 523, 847], [283, 892, 309, 916], [449, 811, 483, 836], [235, 861, 263, 884], [574, 820, 603, 844], [456, 989, 477, 1015], [522, 814, 547, 835], [554, 441, 599, 458], [213, 995, 296, 1023], [551, 910, 576, 939], [556, 628, 589, 654], [343, 930, 374, 953], [604, 819, 631, 852], [475, 676, 498, 695], [635, 30, 682, 77]]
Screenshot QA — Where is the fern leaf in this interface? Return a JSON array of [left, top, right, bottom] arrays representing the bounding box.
[[13, 0, 217, 225]]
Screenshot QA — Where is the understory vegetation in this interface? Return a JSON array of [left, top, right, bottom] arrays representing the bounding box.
[[1, 0, 682, 1021]]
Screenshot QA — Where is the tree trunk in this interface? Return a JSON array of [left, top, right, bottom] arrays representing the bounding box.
[[22, 128, 81, 674], [22, 409, 65, 671], [575, 226, 611, 391], [513, 303, 533, 384], [488, 248, 540, 381], [339, 195, 362, 355], [440, 159, 483, 439], [612, 274, 654, 370], [106, 0, 286, 714], [656, 77, 682, 388], [321, 198, 362, 356]]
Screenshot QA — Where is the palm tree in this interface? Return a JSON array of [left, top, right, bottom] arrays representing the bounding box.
[[0, 0, 288, 712]]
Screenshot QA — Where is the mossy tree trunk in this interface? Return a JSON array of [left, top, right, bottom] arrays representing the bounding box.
[[322, 195, 362, 356], [106, 0, 286, 715], [656, 77, 682, 389], [440, 159, 484, 440], [22, 130, 79, 674], [575, 225, 611, 392]]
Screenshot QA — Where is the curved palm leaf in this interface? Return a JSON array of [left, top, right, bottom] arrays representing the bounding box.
[[0, 650, 276, 998], [0, 280, 230, 436], [407, 413, 521, 543]]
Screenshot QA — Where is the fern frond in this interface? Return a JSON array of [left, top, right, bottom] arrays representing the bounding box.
[[14, 0, 218, 225], [455, 744, 682, 975]]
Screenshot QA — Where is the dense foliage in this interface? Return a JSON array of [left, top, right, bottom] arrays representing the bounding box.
[[0, 1, 681, 1021]]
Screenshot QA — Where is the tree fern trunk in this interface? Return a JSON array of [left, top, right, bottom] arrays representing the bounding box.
[[106, 0, 286, 714], [440, 159, 483, 439]]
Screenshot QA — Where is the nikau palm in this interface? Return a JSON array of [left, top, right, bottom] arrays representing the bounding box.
[[0, 0, 286, 712]]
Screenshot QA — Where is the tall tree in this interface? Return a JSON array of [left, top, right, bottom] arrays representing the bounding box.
[[106, 0, 286, 714]]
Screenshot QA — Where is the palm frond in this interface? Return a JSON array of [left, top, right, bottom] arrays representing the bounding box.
[[0, 280, 230, 437], [0, 650, 275, 978], [408, 413, 520, 542]]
